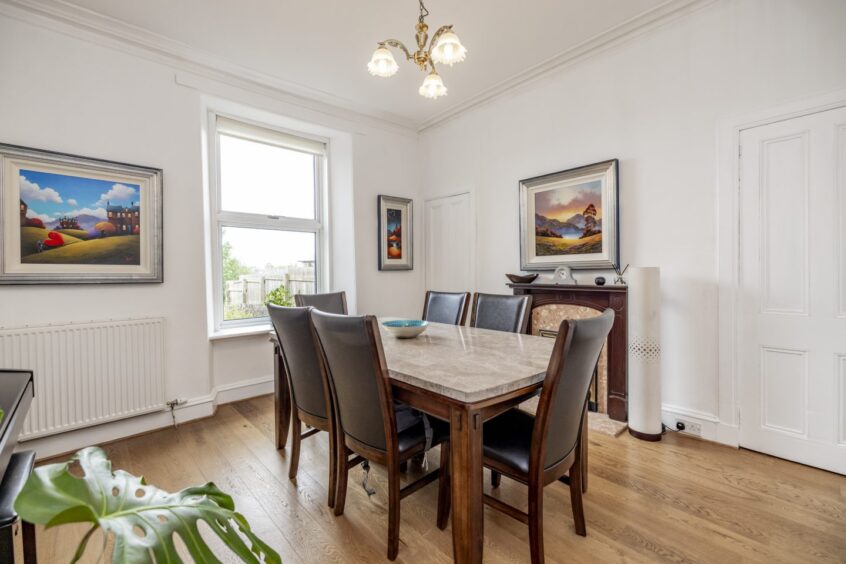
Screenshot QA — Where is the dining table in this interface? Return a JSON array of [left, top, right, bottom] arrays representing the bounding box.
[[271, 319, 555, 564]]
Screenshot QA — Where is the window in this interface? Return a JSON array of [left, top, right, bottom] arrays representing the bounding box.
[[209, 115, 326, 332]]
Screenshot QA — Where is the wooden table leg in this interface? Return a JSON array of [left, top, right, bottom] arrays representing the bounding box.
[[274, 346, 291, 450], [450, 405, 484, 564]]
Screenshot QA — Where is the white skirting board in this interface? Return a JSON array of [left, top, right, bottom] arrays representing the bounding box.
[[661, 403, 739, 446], [18, 376, 274, 461]]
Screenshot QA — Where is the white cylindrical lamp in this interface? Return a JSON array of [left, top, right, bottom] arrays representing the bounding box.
[[627, 267, 662, 441]]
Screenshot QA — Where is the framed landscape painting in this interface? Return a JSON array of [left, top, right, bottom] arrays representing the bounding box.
[[519, 159, 619, 270], [378, 195, 413, 271], [0, 144, 163, 284]]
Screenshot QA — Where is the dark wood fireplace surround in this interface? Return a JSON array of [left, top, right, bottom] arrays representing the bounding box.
[[508, 283, 628, 422]]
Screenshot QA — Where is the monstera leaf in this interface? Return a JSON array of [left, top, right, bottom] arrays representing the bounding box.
[[15, 447, 280, 563]]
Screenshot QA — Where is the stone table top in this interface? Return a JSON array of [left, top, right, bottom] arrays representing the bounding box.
[[379, 319, 554, 404]]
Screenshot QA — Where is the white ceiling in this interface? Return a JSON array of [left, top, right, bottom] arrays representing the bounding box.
[[56, 0, 673, 127]]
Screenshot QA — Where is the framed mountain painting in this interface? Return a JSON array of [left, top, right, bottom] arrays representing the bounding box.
[[519, 159, 619, 270], [0, 144, 163, 284], [378, 195, 413, 271]]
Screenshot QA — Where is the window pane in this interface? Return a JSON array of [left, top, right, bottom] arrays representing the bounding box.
[[219, 134, 316, 219], [222, 227, 316, 322]]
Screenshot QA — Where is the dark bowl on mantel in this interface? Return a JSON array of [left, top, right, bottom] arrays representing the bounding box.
[[505, 273, 539, 284]]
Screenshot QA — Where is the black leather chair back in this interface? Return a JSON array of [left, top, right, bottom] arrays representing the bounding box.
[[310, 310, 393, 451], [535, 309, 615, 470], [267, 305, 329, 420], [423, 291, 470, 325], [470, 293, 533, 333], [295, 291, 347, 314]]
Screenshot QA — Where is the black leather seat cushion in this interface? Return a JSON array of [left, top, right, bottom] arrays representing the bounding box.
[[397, 413, 449, 455], [482, 408, 535, 475]]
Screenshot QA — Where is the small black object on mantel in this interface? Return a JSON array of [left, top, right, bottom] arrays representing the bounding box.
[[594, 276, 606, 286]]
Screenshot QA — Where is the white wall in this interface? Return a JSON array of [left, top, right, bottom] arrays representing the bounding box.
[[0, 12, 423, 456], [418, 0, 846, 441], [3, 0, 844, 455]]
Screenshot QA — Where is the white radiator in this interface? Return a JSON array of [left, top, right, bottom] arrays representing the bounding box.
[[0, 318, 166, 440]]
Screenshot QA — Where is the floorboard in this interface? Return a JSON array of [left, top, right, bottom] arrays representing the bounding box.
[[34, 394, 846, 563]]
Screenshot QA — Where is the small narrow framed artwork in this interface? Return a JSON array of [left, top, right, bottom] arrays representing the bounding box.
[[519, 159, 619, 270], [0, 143, 163, 284], [378, 195, 413, 271]]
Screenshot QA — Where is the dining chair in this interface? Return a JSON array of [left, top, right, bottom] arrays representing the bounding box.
[[309, 310, 451, 561], [267, 304, 337, 508], [481, 308, 615, 564], [294, 291, 347, 314], [469, 292, 533, 333], [422, 290, 471, 325]]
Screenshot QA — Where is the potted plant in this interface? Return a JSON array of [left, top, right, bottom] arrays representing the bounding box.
[[15, 447, 280, 563]]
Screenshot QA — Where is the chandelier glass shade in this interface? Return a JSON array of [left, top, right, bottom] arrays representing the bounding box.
[[367, 0, 466, 99], [418, 70, 447, 99], [431, 31, 467, 66], [367, 47, 399, 78]]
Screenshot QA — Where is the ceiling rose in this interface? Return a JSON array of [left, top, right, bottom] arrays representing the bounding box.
[[367, 0, 467, 100]]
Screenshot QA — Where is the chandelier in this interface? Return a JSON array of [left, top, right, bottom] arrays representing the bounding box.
[[367, 0, 467, 99]]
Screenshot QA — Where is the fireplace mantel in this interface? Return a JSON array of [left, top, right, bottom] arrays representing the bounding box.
[[508, 282, 628, 422]]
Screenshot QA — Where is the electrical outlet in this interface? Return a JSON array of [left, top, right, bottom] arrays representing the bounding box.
[[674, 418, 701, 436]]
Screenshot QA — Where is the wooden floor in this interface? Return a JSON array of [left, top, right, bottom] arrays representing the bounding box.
[[37, 395, 845, 563]]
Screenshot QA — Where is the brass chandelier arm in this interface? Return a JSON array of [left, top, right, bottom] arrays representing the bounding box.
[[427, 25, 454, 59], [379, 40, 413, 61]]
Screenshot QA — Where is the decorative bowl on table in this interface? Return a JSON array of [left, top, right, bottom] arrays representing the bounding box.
[[505, 273, 539, 284], [382, 319, 429, 339]]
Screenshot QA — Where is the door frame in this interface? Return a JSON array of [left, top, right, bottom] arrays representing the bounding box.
[[423, 191, 477, 295], [717, 87, 846, 447]]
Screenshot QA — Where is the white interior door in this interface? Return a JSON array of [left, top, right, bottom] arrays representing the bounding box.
[[738, 106, 846, 474], [425, 193, 474, 294]]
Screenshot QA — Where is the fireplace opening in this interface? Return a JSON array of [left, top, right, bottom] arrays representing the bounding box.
[[533, 305, 608, 414]]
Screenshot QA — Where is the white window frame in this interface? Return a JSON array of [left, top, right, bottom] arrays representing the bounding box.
[[207, 111, 328, 335]]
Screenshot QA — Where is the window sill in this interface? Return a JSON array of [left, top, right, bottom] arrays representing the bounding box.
[[209, 324, 273, 341]]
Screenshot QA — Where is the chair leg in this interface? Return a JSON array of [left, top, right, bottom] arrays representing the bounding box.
[[528, 482, 545, 564], [436, 444, 450, 530], [334, 437, 349, 517], [581, 406, 588, 494], [569, 458, 587, 536], [387, 460, 401, 561], [288, 414, 302, 481], [491, 470, 501, 488], [22, 520, 37, 564], [327, 425, 337, 508]]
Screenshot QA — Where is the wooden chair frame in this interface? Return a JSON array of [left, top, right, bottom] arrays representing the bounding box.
[[294, 291, 348, 314], [422, 290, 471, 326], [469, 292, 533, 334], [275, 323, 338, 508], [311, 314, 450, 561], [483, 321, 592, 564]]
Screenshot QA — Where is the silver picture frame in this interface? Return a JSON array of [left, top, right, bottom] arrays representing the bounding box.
[[378, 195, 413, 271], [519, 159, 619, 270], [0, 143, 163, 284]]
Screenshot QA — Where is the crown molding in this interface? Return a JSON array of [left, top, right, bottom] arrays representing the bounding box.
[[1, 0, 716, 134], [0, 0, 419, 134], [417, 0, 717, 132]]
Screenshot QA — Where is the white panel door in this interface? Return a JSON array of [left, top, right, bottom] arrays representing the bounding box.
[[425, 193, 474, 294], [739, 106, 846, 474]]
